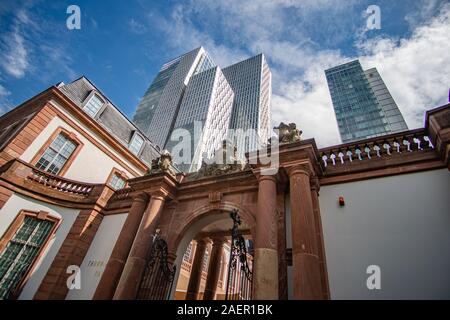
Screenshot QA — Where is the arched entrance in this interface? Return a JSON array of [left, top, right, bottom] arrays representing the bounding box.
[[169, 204, 255, 300], [96, 142, 330, 301]]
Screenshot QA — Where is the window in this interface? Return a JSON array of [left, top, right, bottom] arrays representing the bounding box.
[[129, 133, 144, 155], [109, 172, 126, 190], [0, 211, 58, 299], [83, 94, 104, 118], [183, 242, 193, 262], [35, 132, 79, 175]]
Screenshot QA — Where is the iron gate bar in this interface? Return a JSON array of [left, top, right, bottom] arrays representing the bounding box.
[[136, 235, 176, 300], [225, 210, 252, 300]]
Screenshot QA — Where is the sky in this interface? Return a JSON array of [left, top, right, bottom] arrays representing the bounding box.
[[0, 0, 449, 147]]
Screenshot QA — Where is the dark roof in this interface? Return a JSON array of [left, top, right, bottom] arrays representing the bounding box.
[[59, 76, 161, 166]]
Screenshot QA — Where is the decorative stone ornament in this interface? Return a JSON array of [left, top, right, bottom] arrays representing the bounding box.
[[273, 122, 302, 144], [147, 150, 176, 176], [188, 140, 248, 180]]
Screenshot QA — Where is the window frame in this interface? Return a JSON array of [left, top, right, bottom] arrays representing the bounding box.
[[31, 126, 84, 177], [128, 131, 144, 156], [81, 91, 106, 119], [106, 167, 128, 190], [0, 210, 60, 299]]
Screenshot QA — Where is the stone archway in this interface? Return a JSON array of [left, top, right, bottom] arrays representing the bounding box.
[[167, 202, 256, 300], [99, 139, 331, 300]]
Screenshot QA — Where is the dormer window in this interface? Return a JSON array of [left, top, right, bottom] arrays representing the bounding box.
[[129, 132, 144, 155], [83, 93, 104, 118]]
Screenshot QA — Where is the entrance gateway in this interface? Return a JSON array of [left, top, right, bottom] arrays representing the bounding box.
[[93, 131, 330, 300], [136, 210, 253, 300]]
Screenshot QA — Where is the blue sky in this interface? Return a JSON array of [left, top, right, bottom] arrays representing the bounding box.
[[1, 0, 449, 146]]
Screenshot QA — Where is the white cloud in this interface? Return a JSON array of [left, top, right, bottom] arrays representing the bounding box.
[[129, 18, 147, 34], [0, 5, 76, 82], [359, 5, 450, 129], [0, 26, 29, 78], [0, 83, 12, 115], [151, 1, 450, 147]]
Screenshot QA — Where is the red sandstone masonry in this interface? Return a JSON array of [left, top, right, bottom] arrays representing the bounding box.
[[0, 103, 56, 167], [34, 209, 103, 300], [0, 185, 13, 210]]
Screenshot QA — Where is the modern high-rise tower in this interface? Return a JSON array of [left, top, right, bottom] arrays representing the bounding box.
[[133, 47, 215, 147], [165, 66, 234, 172], [325, 60, 408, 143], [134, 48, 272, 172], [222, 54, 272, 158]]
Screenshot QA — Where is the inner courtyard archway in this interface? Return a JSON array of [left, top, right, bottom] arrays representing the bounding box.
[[169, 207, 254, 300], [94, 138, 330, 300]]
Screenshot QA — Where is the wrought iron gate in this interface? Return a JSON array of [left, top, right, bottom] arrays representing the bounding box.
[[136, 235, 176, 300], [225, 210, 253, 300]]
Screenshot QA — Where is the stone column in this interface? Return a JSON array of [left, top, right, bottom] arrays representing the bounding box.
[[310, 178, 330, 299], [287, 165, 322, 299], [203, 237, 225, 300], [253, 174, 278, 299], [94, 192, 149, 300], [186, 238, 208, 300], [113, 193, 166, 300]]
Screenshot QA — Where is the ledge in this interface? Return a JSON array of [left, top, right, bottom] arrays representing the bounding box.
[[0, 159, 110, 207]]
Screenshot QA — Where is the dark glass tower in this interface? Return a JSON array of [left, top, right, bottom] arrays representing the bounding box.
[[325, 60, 408, 143], [133, 47, 215, 147]]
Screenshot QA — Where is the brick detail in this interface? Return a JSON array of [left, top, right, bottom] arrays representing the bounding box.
[[0, 185, 13, 210], [0, 103, 56, 167], [34, 209, 103, 300]]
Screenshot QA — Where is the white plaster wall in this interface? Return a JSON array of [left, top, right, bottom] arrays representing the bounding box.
[[0, 193, 80, 300], [19, 104, 143, 183], [66, 213, 127, 300], [318, 169, 450, 299], [285, 194, 294, 300]]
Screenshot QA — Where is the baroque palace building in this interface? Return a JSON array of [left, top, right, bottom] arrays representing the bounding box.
[[0, 75, 449, 300]]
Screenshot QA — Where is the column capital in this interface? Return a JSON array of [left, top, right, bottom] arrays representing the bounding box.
[[286, 163, 312, 178], [194, 237, 209, 246], [209, 236, 226, 246], [149, 190, 167, 201], [253, 172, 278, 184], [133, 192, 150, 203], [252, 167, 279, 182]]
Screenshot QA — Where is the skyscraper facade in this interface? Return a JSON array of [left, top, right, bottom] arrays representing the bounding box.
[[325, 60, 408, 143], [364, 68, 408, 133], [133, 47, 215, 147], [134, 48, 272, 171], [165, 66, 234, 172], [222, 54, 272, 157]]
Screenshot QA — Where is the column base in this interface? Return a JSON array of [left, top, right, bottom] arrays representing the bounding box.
[[113, 256, 146, 300], [93, 258, 125, 299], [292, 253, 322, 300], [253, 248, 278, 300]]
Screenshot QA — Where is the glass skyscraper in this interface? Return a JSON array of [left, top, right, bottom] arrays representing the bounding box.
[[325, 60, 408, 143], [133, 48, 272, 172], [133, 47, 215, 147], [222, 54, 272, 158], [165, 66, 234, 172]]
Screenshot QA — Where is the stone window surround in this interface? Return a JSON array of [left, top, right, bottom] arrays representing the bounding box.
[[106, 167, 129, 190], [30, 126, 84, 177], [0, 209, 61, 299]]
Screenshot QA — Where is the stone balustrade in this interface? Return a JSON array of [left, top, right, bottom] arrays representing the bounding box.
[[0, 159, 105, 202], [28, 167, 95, 196], [319, 129, 435, 168]]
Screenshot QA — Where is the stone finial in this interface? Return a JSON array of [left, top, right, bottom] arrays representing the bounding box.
[[159, 150, 173, 171], [187, 140, 246, 180], [147, 150, 175, 176], [273, 122, 302, 144]]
